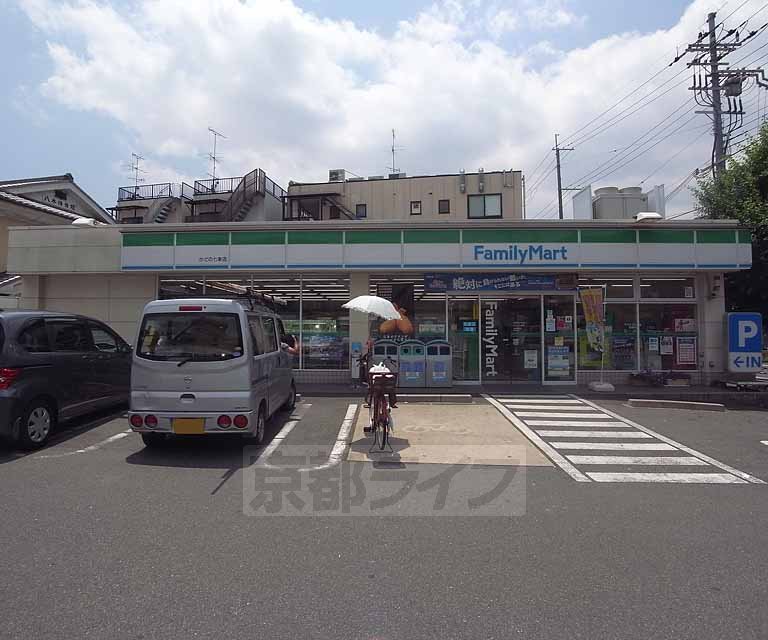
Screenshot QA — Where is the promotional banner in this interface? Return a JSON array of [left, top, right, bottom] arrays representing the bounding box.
[[374, 282, 415, 337], [580, 287, 605, 353], [424, 273, 577, 293]]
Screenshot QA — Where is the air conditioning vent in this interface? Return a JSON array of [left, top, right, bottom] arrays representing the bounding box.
[[329, 169, 346, 182], [388, 173, 406, 179]]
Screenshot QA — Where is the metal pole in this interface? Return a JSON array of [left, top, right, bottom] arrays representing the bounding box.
[[553, 134, 573, 220], [708, 12, 726, 177]]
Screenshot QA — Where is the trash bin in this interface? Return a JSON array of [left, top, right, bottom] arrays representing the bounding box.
[[372, 340, 399, 372], [399, 340, 426, 388], [426, 340, 453, 388]]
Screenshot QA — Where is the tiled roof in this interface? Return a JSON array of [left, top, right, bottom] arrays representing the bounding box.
[[0, 189, 83, 222]]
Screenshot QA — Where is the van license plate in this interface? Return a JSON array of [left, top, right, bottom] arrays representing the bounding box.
[[173, 418, 205, 435]]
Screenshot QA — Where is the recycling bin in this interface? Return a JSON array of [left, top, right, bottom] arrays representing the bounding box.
[[426, 340, 453, 388], [372, 340, 399, 372], [399, 340, 426, 388]]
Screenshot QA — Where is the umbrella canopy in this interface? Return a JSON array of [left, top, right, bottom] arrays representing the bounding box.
[[342, 295, 401, 320]]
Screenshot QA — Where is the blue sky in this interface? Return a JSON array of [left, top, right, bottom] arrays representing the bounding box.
[[0, 0, 759, 217]]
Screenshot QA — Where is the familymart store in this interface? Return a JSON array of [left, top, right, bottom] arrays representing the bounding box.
[[9, 220, 752, 386]]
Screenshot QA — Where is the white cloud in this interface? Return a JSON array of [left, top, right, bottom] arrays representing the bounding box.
[[17, 0, 761, 217]]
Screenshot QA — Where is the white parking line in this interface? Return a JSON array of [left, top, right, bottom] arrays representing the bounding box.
[[587, 472, 748, 484], [297, 403, 358, 471], [37, 430, 132, 459], [256, 403, 312, 462]]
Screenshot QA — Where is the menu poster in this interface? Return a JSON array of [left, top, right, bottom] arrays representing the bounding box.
[[524, 350, 538, 369], [648, 336, 659, 352], [660, 336, 674, 355], [676, 337, 697, 365]]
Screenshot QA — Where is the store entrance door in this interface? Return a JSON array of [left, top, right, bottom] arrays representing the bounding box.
[[481, 298, 542, 383]]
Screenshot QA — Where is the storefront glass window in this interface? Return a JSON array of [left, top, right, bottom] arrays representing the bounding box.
[[159, 276, 206, 299], [639, 304, 698, 370], [449, 298, 479, 381], [301, 277, 350, 370], [577, 303, 637, 370], [640, 277, 696, 299], [368, 276, 446, 343], [578, 277, 635, 299], [543, 295, 575, 382]]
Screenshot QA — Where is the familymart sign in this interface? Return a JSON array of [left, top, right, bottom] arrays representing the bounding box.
[[121, 228, 752, 271]]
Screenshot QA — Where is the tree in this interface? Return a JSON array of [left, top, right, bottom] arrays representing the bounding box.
[[694, 125, 768, 314]]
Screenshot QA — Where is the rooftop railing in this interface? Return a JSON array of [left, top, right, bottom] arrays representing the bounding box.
[[117, 183, 176, 201], [193, 177, 242, 196]]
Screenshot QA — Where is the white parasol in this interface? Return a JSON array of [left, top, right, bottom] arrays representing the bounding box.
[[342, 295, 401, 320]]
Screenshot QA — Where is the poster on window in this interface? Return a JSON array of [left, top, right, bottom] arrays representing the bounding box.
[[374, 283, 415, 337], [674, 318, 696, 333], [660, 336, 674, 355], [676, 337, 697, 365], [648, 336, 659, 352], [547, 346, 571, 377], [524, 350, 538, 369]]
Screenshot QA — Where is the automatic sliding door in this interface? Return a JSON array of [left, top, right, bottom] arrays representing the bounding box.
[[481, 298, 542, 382]]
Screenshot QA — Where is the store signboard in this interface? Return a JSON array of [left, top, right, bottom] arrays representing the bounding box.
[[120, 228, 753, 271], [727, 312, 763, 372], [423, 273, 577, 292]]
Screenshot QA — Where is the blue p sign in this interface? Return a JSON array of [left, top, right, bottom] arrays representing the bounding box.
[[727, 313, 763, 372]]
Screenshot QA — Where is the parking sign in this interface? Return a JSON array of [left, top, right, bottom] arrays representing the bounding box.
[[727, 312, 763, 372]]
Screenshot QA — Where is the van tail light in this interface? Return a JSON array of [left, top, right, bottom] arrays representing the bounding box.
[[217, 415, 232, 429], [179, 305, 203, 311], [144, 415, 158, 428], [0, 368, 21, 390], [233, 415, 249, 429], [129, 415, 144, 428]]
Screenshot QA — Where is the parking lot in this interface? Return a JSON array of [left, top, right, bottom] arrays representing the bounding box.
[[1, 395, 768, 639]]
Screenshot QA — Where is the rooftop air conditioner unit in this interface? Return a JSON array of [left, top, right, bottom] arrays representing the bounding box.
[[634, 212, 663, 222], [347, 177, 365, 182], [329, 169, 346, 182], [388, 173, 406, 179], [367, 175, 385, 180]]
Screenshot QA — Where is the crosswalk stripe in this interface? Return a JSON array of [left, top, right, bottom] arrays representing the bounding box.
[[502, 405, 598, 411], [535, 430, 653, 438], [524, 420, 632, 428], [566, 455, 707, 466], [517, 412, 606, 419], [550, 442, 677, 451], [498, 398, 582, 404], [587, 472, 747, 484], [496, 396, 573, 401]]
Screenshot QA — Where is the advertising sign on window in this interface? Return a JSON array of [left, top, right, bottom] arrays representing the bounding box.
[[676, 337, 697, 365], [547, 346, 571, 377]]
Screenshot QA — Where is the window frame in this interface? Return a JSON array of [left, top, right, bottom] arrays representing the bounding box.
[[438, 199, 450, 214], [260, 316, 279, 353], [87, 320, 127, 354], [467, 193, 503, 219], [355, 203, 367, 219], [410, 200, 422, 216]]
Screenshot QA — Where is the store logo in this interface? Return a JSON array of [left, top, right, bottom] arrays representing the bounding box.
[[483, 301, 498, 378], [473, 244, 568, 264]]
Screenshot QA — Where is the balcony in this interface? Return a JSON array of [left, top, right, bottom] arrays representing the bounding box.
[[117, 183, 176, 201]]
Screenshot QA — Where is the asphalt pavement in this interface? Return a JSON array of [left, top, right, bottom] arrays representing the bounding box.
[[0, 396, 767, 639]]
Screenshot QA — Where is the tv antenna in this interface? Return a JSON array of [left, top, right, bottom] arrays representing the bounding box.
[[207, 127, 227, 180], [387, 128, 404, 174], [121, 153, 146, 195]]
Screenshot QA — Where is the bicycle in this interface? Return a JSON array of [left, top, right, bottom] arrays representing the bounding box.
[[367, 370, 397, 452]]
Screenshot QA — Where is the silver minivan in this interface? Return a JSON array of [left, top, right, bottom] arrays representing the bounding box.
[[128, 299, 296, 447]]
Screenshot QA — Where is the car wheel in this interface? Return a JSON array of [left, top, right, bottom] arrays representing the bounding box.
[[17, 401, 55, 450], [251, 405, 267, 446], [141, 433, 167, 448], [283, 382, 297, 412]]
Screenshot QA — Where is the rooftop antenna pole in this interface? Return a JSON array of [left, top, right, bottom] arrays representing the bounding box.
[[207, 127, 227, 181], [388, 128, 405, 174], [130, 153, 145, 188]]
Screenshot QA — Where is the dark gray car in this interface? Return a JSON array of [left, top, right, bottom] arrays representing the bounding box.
[[0, 311, 131, 449]]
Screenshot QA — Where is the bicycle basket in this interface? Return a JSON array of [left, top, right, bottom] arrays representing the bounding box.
[[370, 372, 398, 392]]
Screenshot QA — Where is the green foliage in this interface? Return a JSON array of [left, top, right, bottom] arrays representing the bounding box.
[[694, 126, 768, 312]]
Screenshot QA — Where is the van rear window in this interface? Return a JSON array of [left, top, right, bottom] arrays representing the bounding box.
[[136, 313, 244, 362]]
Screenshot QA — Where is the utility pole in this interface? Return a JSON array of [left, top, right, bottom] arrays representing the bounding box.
[[553, 133, 573, 220], [707, 12, 726, 176]]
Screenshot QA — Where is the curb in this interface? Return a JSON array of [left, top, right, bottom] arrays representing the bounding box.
[[628, 398, 726, 412]]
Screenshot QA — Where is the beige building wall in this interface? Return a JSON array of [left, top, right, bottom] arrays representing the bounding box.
[[8, 226, 122, 273], [289, 171, 523, 221], [20, 273, 156, 342]]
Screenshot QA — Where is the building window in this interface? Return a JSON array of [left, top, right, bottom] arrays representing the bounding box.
[[468, 194, 502, 219], [639, 304, 698, 370], [329, 205, 340, 220], [640, 277, 696, 299], [578, 277, 635, 299], [410, 201, 422, 216], [355, 204, 367, 219], [438, 199, 450, 214]]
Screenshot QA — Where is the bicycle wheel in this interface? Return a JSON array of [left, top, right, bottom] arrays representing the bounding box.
[[378, 396, 388, 450]]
